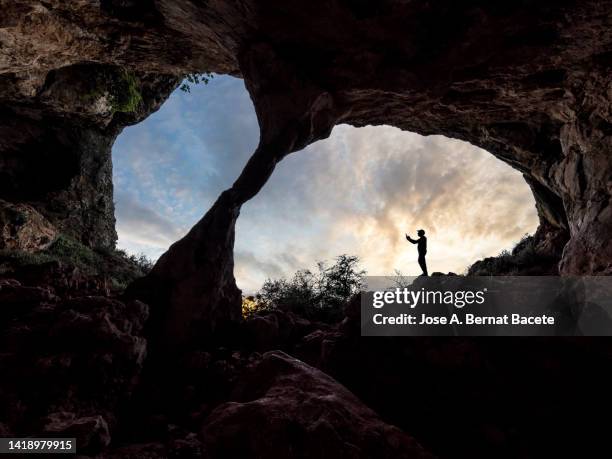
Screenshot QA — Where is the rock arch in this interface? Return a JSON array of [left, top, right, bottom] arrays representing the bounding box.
[[1, 1, 611, 349]]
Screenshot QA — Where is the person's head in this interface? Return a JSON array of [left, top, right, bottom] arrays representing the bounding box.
[[417, 229, 425, 237]]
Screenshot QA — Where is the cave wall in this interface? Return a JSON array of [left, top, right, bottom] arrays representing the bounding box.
[[0, 109, 118, 247], [1, 0, 611, 347], [0, 59, 178, 248]]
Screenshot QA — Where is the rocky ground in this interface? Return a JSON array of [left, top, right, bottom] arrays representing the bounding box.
[[0, 258, 433, 458], [2, 257, 612, 458]]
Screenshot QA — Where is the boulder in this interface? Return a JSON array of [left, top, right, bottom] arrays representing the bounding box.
[[0, 284, 149, 444], [0, 199, 57, 252], [201, 351, 432, 459], [99, 433, 202, 459], [242, 313, 280, 351], [43, 412, 111, 452], [0, 283, 57, 318]]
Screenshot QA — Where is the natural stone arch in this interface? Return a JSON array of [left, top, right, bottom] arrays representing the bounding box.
[[1, 1, 611, 350]]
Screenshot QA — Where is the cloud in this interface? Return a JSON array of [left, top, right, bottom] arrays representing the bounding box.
[[115, 191, 185, 248], [234, 250, 288, 293]]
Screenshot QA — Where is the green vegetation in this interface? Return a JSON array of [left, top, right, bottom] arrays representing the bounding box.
[[0, 234, 153, 291], [251, 254, 365, 323], [82, 67, 143, 114], [179, 73, 213, 93], [111, 69, 143, 113]]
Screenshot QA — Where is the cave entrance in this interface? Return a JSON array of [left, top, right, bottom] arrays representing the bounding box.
[[112, 75, 538, 295]]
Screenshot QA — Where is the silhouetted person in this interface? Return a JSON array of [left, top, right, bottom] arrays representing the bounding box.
[[406, 229, 428, 276]]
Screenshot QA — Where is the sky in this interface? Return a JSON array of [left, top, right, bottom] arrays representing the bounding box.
[[112, 75, 539, 293]]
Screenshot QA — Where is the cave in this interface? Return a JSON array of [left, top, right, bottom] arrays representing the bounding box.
[[1, 1, 611, 458]]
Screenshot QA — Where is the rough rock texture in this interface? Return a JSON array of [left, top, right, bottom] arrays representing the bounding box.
[[0, 59, 178, 247], [0, 273, 149, 454], [241, 310, 321, 352], [201, 351, 432, 459], [2, 1, 611, 342], [0, 198, 57, 251], [468, 223, 568, 275], [43, 412, 111, 451]]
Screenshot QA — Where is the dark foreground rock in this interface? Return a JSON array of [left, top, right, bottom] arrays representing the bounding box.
[[5, 265, 612, 458], [241, 309, 326, 352], [43, 412, 111, 451], [1, 264, 434, 458], [0, 275, 149, 455], [200, 351, 432, 459], [295, 295, 612, 459]]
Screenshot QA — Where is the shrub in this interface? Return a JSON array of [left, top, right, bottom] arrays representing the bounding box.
[[179, 73, 213, 93], [467, 234, 551, 276], [255, 255, 365, 323], [126, 252, 154, 273]]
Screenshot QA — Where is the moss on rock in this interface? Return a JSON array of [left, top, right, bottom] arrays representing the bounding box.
[[80, 66, 143, 114], [111, 69, 143, 113]]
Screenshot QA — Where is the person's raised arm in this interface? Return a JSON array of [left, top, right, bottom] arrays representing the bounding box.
[[405, 234, 417, 244]]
